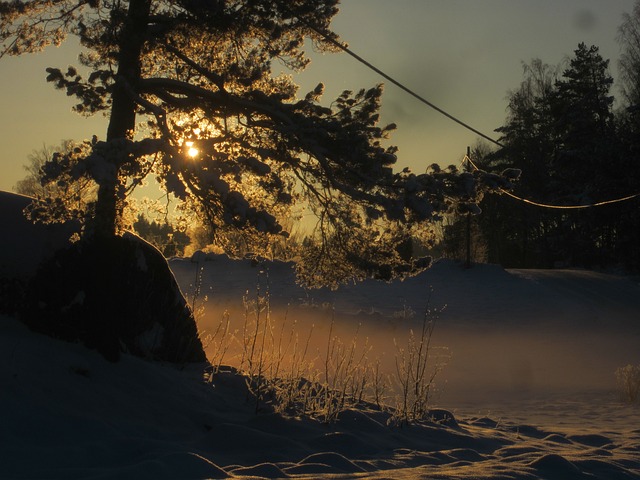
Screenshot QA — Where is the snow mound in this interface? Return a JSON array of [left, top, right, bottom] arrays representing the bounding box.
[[2, 314, 640, 479], [0, 191, 77, 279], [2, 190, 640, 479]]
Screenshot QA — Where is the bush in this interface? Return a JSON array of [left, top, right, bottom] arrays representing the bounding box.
[[200, 279, 447, 424], [392, 304, 448, 426], [615, 364, 640, 403]]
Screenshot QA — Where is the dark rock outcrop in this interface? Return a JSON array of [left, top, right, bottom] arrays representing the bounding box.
[[20, 233, 206, 363]]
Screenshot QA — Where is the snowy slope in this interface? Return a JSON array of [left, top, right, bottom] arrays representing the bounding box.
[[170, 253, 640, 329], [170, 255, 640, 404], [2, 190, 640, 479], [0, 191, 78, 279], [3, 311, 640, 480]]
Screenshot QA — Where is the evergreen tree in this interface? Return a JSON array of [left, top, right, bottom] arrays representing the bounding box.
[[616, 2, 640, 271], [484, 59, 560, 267], [487, 45, 637, 270], [549, 44, 615, 200], [1, 0, 515, 285], [547, 43, 621, 267]]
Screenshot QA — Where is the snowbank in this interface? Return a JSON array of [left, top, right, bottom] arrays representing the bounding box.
[[2, 314, 639, 479], [0, 191, 77, 279], [2, 189, 640, 479]]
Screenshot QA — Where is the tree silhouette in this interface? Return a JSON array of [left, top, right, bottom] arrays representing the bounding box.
[[618, 0, 640, 107], [486, 44, 640, 270], [14, 141, 97, 223], [1, 0, 516, 285]]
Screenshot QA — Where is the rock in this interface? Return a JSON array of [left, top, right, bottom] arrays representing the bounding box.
[[20, 233, 206, 363], [0, 191, 79, 314], [0, 191, 80, 279], [427, 408, 459, 428]]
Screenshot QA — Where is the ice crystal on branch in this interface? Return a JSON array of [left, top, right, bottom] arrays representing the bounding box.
[[2, 0, 517, 285]]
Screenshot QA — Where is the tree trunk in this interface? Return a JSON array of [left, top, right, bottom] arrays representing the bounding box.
[[93, 0, 151, 238]]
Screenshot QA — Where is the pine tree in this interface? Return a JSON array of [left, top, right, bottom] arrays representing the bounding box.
[[549, 43, 615, 198], [616, 1, 640, 271], [547, 43, 621, 267], [1, 0, 515, 284], [1, 1, 524, 360], [489, 44, 639, 270], [487, 59, 561, 267]]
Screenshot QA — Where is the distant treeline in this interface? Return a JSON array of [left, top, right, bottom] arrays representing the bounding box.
[[441, 30, 640, 272]]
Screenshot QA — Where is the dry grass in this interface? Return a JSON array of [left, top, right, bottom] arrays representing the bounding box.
[[615, 364, 640, 404], [198, 288, 446, 424], [390, 301, 449, 426]]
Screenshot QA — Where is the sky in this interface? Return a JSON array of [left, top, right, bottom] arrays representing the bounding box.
[[0, 0, 637, 192]]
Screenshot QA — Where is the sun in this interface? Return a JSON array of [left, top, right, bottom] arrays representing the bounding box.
[[184, 140, 199, 158]]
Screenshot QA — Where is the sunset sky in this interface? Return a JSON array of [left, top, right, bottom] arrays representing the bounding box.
[[0, 0, 636, 192]]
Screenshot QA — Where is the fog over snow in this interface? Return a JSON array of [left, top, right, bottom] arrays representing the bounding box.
[[1, 190, 640, 479]]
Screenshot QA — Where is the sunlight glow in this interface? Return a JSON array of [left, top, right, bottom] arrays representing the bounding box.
[[185, 141, 199, 158]]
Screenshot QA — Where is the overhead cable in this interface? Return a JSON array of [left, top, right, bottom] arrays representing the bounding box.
[[464, 155, 640, 209], [297, 12, 640, 209], [500, 188, 640, 209], [302, 19, 504, 148]]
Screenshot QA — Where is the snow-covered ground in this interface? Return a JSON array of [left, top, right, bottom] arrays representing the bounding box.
[[2, 190, 640, 479], [170, 254, 640, 433]]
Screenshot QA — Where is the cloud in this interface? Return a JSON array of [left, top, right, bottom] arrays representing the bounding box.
[[573, 9, 598, 32]]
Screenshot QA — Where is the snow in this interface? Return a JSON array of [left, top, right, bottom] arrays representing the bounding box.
[[0, 191, 78, 278], [1, 190, 640, 479], [171, 255, 640, 430]]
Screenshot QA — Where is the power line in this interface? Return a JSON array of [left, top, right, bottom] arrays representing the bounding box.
[[303, 20, 504, 148], [502, 188, 640, 209], [301, 14, 640, 209], [500, 188, 640, 209], [464, 155, 640, 209]]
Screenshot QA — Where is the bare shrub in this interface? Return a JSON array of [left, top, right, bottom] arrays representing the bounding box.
[[615, 364, 640, 403], [207, 311, 232, 373], [186, 259, 215, 362], [369, 357, 390, 410], [239, 282, 273, 412], [310, 317, 372, 423], [270, 324, 316, 416], [391, 303, 448, 426], [194, 264, 450, 424]]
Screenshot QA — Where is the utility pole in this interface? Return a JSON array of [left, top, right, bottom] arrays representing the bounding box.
[[465, 146, 472, 269]]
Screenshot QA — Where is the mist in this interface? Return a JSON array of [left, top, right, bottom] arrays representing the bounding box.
[[170, 255, 640, 428]]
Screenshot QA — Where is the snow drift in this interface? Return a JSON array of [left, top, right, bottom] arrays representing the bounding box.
[[1, 190, 640, 479]]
